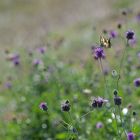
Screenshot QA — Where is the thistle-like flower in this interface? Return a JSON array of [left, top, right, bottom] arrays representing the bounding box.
[[127, 132, 135, 140], [92, 47, 105, 60], [39, 102, 48, 111]]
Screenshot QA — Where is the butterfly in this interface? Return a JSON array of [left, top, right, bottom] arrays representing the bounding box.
[[100, 36, 111, 48]]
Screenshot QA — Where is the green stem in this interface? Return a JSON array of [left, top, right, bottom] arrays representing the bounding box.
[[99, 58, 108, 98], [114, 106, 122, 140], [118, 106, 127, 138]]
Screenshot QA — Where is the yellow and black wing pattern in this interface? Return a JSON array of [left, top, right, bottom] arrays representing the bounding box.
[[100, 36, 111, 48]]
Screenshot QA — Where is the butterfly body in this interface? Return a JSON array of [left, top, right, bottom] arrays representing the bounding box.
[[100, 36, 111, 48]]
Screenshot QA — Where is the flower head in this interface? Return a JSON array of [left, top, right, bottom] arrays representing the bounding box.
[[37, 47, 46, 54], [33, 59, 42, 66], [134, 78, 140, 87], [114, 96, 122, 106], [61, 100, 71, 112], [109, 30, 117, 38], [126, 30, 135, 40], [96, 122, 103, 129], [39, 102, 48, 111], [127, 132, 135, 140], [91, 97, 108, 108], [92, 47, 105, 60], [5, 82, 12, 89]]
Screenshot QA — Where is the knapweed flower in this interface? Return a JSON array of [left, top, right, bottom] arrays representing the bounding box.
[[13, 58, 20, 66], [96, 122, 103, 129], [6, 53, 20, 66], [134, 78, 140, 87], [114, 96, 122, 106], [92, 47, 105, 60], [5, 82, 12, 89], [39, 102, 48, 111], [127, 132, 135, 140], [109, 30, 117, 38], [33, 59, 42, 66], [126, 30, 135, 40], [61, 100, 70, 112], [91, 97, 108, 108], [37, 47, 46, 54]]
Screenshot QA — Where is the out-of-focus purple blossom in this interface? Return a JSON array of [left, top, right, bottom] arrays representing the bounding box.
[[91, 97, 108, 108], [39, 102, 48, 111], [96, 122, 103, 129], [5, 82, 12, 89], [134, 78, 140, 87], [126, 30, 135, 40], [13, 58, 20, 66], [6, 53, 20, 66], [92, 47, 105, 60], [33, 59, 42, 66], [127, 132, 135, 140], [37, 47, 46, 54], [109, 30, 117, 38]]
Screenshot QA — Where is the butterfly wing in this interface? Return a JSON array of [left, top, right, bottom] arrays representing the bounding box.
[[100, 36, 111, 48]]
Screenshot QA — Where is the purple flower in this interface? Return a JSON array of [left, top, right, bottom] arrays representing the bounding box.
[[33, 59, 42, 66], [61, 100, 71, 112], [114, 96, 122, 106], [134, 78, 140, 87], [126, 30, 135, 40], [5, 82, 12, 89], [37, 47, 46, 54], [13, 58, 20, 66], [92, 47, 105, 60], [127, 132, 135, 140], [96, 122, 103, 129], [109, 30, 117, 38], [91, 97, 108, 108], [39, 102, 48, 111]]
